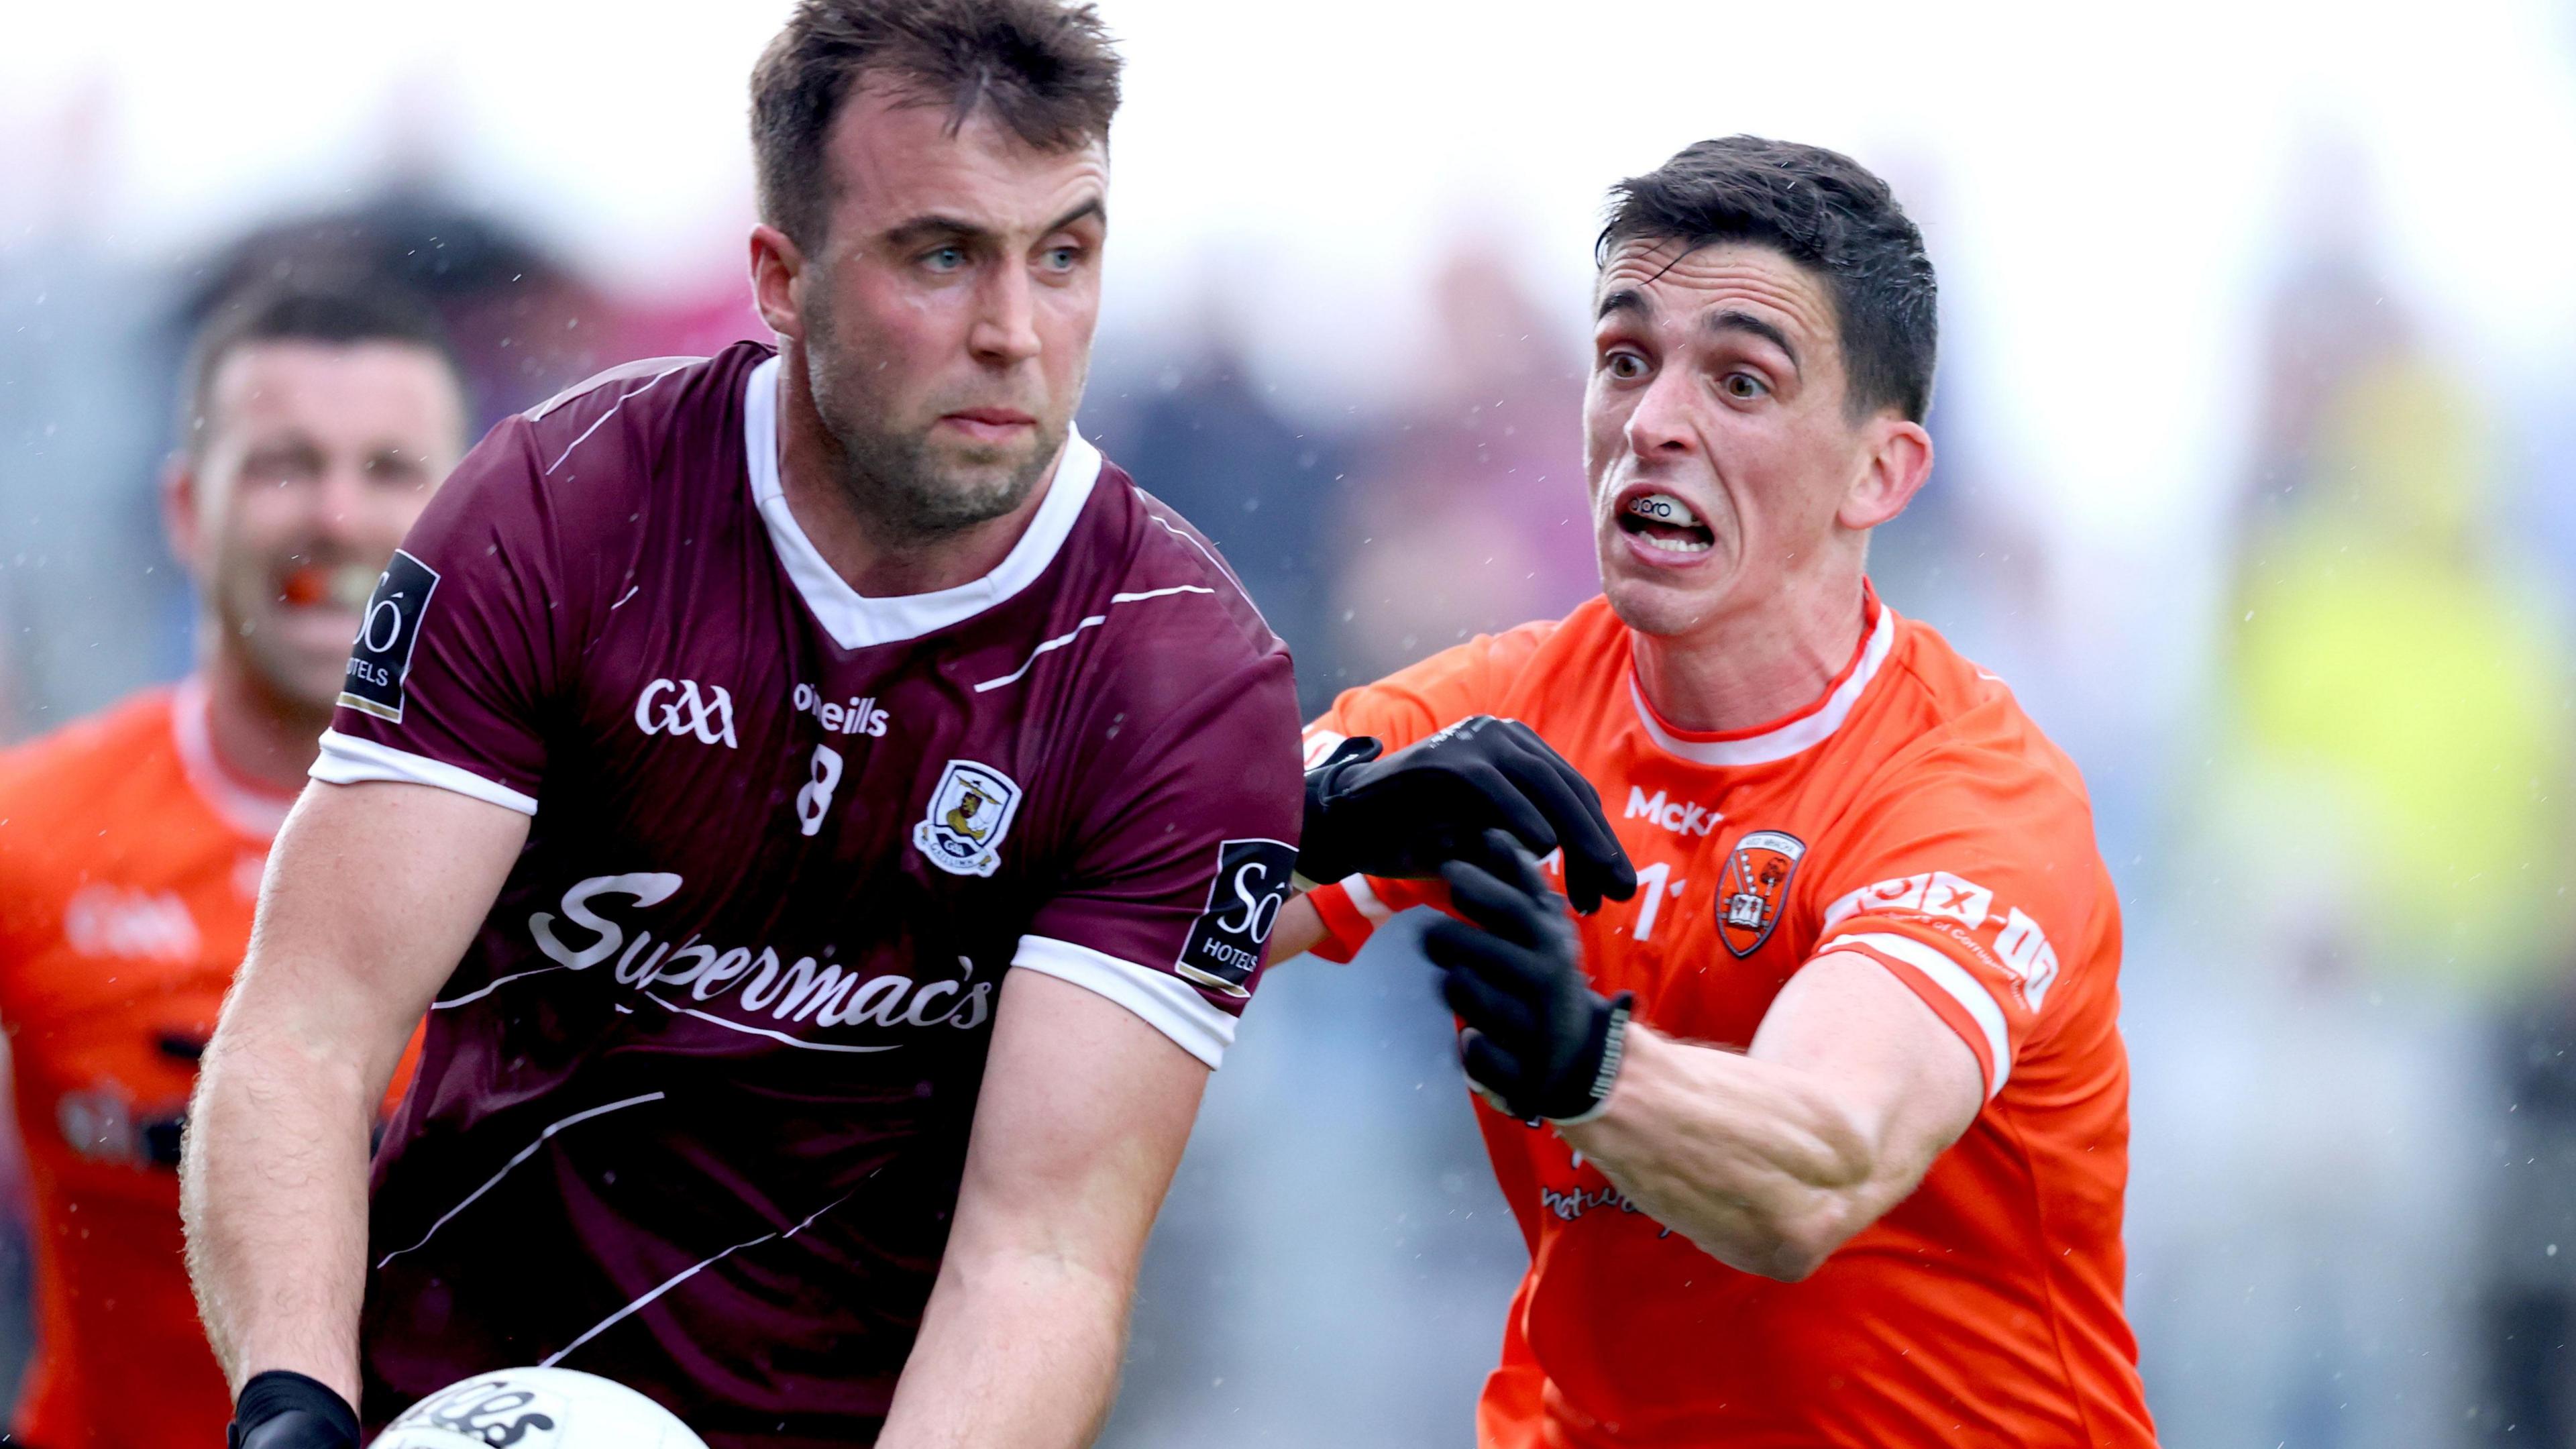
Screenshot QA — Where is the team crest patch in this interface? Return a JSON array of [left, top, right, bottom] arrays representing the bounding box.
[[912, 760, 1022, 878], [1717, 829, 1807, 958]]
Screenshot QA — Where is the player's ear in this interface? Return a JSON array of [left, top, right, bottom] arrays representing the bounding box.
[[161, 452, 207, 579], [750, 223, 809, 342], [1836, 415, 1933, 532]]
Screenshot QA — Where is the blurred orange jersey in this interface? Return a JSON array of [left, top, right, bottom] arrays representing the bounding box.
[[1303, 589, 2153, 1448], [0, 682, 419, 1448]]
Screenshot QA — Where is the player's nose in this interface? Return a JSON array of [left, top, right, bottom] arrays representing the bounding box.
[[967, 266, 1042, 368], [1623, 370, 1701, 460], [311, 458, 387, 545]]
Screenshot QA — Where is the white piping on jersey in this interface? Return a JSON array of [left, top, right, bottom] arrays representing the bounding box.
[[1144, 510, 1269, 631], [430, 963, 569, 1010], [639, 990, 902, 1053], [526, 356, 704, 422], [1626, 603, 1898, 769], [743, 354, 1106, 651], [375, 1091, 667, 1269], [1824, 930, 2011, 1099], [541, 1187, 855, 1370], [171, 676, 292, 840], [541, 361, 696, 475], [971, 584, 1218, 694]]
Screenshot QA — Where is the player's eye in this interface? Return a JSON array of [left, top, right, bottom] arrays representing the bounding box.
[[1604, 350, 1649, 381], [921, 246, 968, 273], [240, 446, 322, 484], [1721, 371, 1769, 400], [366, 453, 429, 487], [1039, 244, 1082, 272]]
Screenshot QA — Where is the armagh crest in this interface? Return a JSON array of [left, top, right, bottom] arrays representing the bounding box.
[[1717, 829, 1807, 957]]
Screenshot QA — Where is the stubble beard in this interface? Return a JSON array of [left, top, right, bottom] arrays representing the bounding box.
[[211, 561, 344, 724], [804, 310, 1070, 545]]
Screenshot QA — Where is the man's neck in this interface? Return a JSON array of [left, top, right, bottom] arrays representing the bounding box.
[[1630, 564, 1871, 735], [199, 646, 329, 796], [773, 350, 1057, 598]]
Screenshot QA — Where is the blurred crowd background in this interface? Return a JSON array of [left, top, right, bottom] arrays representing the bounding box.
[[9, 2, 2576, 1445]]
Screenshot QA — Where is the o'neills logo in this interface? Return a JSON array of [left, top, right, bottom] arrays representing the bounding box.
[[524, 873, 993, 1044]]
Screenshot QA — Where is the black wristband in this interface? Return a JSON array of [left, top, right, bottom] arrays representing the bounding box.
[[230, 1370, 360, 1449], [1544, 991, 1635, 1126]]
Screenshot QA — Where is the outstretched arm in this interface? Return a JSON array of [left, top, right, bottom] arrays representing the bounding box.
[[1422, 835, 1981, 1282], [1558, 953, 1981, 1280], [183, 780, 527, 1405], [875, 967, 1209, 1448]]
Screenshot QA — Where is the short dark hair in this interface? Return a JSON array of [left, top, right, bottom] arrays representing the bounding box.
[[177, 284, 465, 458], [751, 0, 1124, 248], [1598, 136, 1937, 423]]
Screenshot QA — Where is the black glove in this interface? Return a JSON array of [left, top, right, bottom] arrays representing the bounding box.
[[1300, 717, 1637, 912], [229, 1370, 360, 1449], [1422, 832, 1635, 1124]]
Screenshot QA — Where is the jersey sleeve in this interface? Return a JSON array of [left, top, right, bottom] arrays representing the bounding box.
[[1013, 646, 1304, 1070], [309, 416, 571, 815], [1297, 621, 1558, 963], [1803, 744, 2107, 1101]]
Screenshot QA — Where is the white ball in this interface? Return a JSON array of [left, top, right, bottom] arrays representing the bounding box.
[[370, 1367, 707, 1449]]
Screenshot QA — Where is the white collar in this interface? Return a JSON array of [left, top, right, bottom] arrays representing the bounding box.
[[170, 676, 293, 841], [1627, 602, 1899, 768], [743, 354, 1104, 651]]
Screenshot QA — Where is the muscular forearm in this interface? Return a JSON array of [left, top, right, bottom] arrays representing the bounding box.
[[1556, 1024, 1925, 1281], [181, 991, 381, 1403], [875, 1240, 1136, 1448]]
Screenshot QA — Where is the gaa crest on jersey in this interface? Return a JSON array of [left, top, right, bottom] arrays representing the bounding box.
[[1717, 828, 1807, 958], [912, 760, 1022, 878]]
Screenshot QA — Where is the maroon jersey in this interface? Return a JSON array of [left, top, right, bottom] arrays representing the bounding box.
[[311, 342, 1302, 1446]]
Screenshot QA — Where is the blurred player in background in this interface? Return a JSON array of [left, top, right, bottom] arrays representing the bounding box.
[[0, 285, 464, 1448], [182, 3, 1316, 1448], [1275, 138, 2157, 1446]]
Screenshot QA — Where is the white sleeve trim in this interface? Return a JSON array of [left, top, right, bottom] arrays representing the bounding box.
[[1341, 875, 1393, 923], [1010, 935, 1235, 1069], [311, 730, 539, 816], [1823, 930, 2012, 1099]]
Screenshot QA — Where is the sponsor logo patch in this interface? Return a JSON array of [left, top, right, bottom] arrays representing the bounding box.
[[508, 871, 997, 1042], [912, 760, 1022, 878], [1623, 784, 1722, 837], [1176, 838, 1297, 998], [1717, 828, 1807, 958], [337, 549, 439, 722]]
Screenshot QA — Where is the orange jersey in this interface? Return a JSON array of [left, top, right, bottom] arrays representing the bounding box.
[[0, 684, 418, 1447], [0, 683, 281, 1444], [1303, 590, 2153, 1448]]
